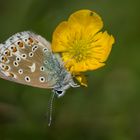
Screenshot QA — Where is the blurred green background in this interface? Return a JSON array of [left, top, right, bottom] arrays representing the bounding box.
[[0, 0, 139, 140]]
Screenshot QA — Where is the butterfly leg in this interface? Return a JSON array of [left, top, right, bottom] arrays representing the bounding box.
[[69, 81, 80, 88]]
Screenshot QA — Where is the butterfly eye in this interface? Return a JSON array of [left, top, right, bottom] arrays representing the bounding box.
[[39, 77, 45, 83], [25, 76, 31, 82], [54, 90, 65, 97]]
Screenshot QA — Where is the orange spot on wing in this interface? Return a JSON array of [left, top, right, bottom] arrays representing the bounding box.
[[13, 47, 17, 52], [4, 65, 9, 71], [18, 41, 24, 48], [28, 37, 34, 45], [1, 56, 8, 63], [5, 50, 11, 56]]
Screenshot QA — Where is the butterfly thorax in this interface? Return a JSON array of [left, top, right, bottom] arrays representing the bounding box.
[[44, 53, 75, 96]]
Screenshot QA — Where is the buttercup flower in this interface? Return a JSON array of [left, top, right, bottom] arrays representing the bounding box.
[[52, 9, 115, 86]]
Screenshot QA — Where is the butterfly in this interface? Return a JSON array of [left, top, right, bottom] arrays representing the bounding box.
[[0, 31, 79, 97]]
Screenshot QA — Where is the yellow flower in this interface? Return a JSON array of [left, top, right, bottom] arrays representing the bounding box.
[[52, 9, 115, 86]]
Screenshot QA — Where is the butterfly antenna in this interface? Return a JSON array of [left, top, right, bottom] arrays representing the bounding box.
[[47, 91, 56, 126]]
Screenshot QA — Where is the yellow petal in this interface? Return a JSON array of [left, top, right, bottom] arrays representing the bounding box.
[[62, 50, 106, 72], [52, 21, 70, 52], [74, 73, 88, 87], [52, 9, 103, 53], [68, 59, 105, 72], [91, 31, 115, 62], [68, 9, 103, 35]]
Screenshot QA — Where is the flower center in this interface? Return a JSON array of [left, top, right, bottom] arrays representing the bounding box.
[[68, 39, 92, 62]]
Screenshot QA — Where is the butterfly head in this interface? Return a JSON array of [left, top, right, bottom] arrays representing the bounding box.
[[53, 72, 79, 98], [53, 88, 67, 98]]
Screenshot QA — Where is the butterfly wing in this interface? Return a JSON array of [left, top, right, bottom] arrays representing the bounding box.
[[0, 31, 61, 89]]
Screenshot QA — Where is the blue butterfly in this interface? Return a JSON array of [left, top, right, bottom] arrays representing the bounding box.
[[0, 31, 79, 97]]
